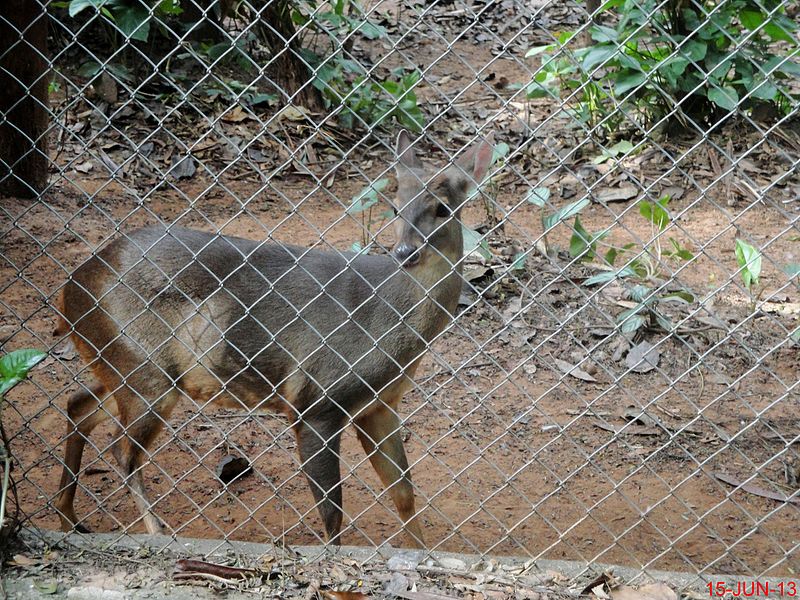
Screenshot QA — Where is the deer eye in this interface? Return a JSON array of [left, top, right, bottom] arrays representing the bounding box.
[[435, 203, 450, 218]]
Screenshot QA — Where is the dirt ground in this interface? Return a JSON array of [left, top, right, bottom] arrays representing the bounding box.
[[1, 0, 799, 582]]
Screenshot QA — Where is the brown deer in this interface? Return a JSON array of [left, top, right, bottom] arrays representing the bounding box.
[[54, 130, 494, 547]]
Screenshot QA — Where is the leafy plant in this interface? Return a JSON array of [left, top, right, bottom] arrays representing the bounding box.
[[525, 0, 800, 137], [296, 1, 425, 132], [347, 178, 392, 251], [735, 238, 762, 310], [0, 349, 46, 533], [584, 195, 695, 333], [526, 186, 592, 257]]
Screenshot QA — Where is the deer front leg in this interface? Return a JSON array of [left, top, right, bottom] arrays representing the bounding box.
[[355, 404, 425, 548]]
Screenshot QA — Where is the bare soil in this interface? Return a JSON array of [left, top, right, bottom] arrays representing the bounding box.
[[1, 0, 799, 581]]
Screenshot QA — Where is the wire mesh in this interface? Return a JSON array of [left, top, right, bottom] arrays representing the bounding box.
[[0, 0, 798, 586]]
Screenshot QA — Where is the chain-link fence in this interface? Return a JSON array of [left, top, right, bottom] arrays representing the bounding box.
[[1, 0, 798, 585]]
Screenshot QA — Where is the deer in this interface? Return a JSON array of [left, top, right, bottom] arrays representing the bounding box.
[[54, 129, 494, 547]]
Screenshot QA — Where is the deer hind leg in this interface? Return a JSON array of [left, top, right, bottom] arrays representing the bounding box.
[[355, 403, 425, 548], [295, 414, 347, 545], [56, 382, 117, 532], [107, 366, 180, 536]]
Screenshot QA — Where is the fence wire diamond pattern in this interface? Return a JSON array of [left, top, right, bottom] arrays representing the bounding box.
[[0, 0, 798, 585]]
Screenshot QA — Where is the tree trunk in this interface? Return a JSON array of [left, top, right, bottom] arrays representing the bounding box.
[[583, 0, 601, 46], [259, 1, 324, 113], [0, 0, 49, 198]]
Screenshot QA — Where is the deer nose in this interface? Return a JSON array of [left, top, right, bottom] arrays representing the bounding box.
[[393, 243, 421, 267]]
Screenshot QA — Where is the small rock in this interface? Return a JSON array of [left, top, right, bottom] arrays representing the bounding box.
[[436, 556, 467, 571], [0, 325, 15, 343], [384, 572, 409, 594], [67, 587, 126, 600], [387, 550, 424, 571]]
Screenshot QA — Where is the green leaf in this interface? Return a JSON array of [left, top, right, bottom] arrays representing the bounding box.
[[347, 178, 389, 214], [763, 21, 794, 44], [156, 0, 182, 15], [667, 237, 694, 261], [740, 9, 765, 31], [614, 70, 646, 95], [591, 25, 619, 43], [543, 198, 590, 230], [0, 349, 47, 398], [735, 238, 762, 290], [584, 265, 638, 286], [511, 251, 527, 272], [638, 196, 670, 231], [784, 263, 800, 278], [491, 142, 509, 166], [749, 78, 777, 101], [525, 45, 555, 58], [68, 0, 106, 17], [617, 311, 647, 333], [662, 290, 695, 304], [681, 40, 708, 62], [112, 2, 150, 42], [583, 44, 617, 71], [791, 328, 800, 346], [357, 20, 386, 39], [627, 284, 651, 303], [526, 187, 550, 207], [462, 226, 492, 261], [350, 241, 363, 253], [708, 86, 739, 111]]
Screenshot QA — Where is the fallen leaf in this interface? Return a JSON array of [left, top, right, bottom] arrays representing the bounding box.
[[554, 358, 597, 382], [596, 184, 638, 203], [625, 341, 660, 373], [221, 106, 251, 123], [171, 155, 196, 179], [711, 471, 800, 505], [74, 161, 93, 173]]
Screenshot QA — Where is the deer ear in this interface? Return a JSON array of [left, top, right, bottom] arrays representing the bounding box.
[[456, 131, 495, 188], [396, 130, 423, 171]]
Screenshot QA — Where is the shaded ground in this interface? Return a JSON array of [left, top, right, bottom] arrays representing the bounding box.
[[1, 0, 799, 582]]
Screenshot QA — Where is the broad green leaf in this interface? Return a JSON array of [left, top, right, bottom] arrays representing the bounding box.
[[69, 0, 106, 17], [662, 290, 695, 303], [784, 263, 800, 278], [735, 238, 762, 290], [708, 86, 739, 110], [583, 44, 617, 71], [681, 40, 708, 62], [347, 178, 389, 214], [543, 198, 590, 230], [739, 9, 765, 31], [749, 79, 777, 101], [350, 241, 363, 253], [763, 21, 794, 44], [511, 252, 527, 272], [584, 265, 637, 286], [0, 349, 47, 398], [627, 284, 651, 303], [357, 21, 387, 39], [638, 196, 670, 231], [525, 45, 555, 58], [614, 70, 646, 95], [591, 25, 619, 43], [618, 311, 647, 333], [526, 187, 550, 207], [491, 142, 510, 166], [112, 2, 150, 42], [462, 226, 492, 261]]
